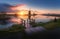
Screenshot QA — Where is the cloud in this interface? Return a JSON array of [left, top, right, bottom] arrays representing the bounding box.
[[10, 4, 26, 10], [0, 3, 12, 12], [0, 3, 26, 13], [16, 4, 26, 7]]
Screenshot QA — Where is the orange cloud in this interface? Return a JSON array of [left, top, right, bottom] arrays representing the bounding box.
[[10, 4, 26, 10]]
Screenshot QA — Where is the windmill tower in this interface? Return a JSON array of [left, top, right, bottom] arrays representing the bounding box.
[[28, 9, 31, 23]]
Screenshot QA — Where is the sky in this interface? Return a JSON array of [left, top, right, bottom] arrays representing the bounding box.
[[0, 0, 60, 9], [0, 0, 60, 14]]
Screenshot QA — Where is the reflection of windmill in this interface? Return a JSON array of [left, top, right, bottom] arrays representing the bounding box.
[[27, 9, 36, 24], [32, 12, 35, 23], [28, 9, 31, 22]]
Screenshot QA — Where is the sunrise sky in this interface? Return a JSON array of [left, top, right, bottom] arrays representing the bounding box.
[[0, 0, 60, 14]]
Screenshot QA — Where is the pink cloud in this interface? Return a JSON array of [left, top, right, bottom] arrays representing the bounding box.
[[16, 4, 26, 7], [10, 4, 27, 10]]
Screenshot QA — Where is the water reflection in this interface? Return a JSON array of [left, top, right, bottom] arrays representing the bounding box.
[[5, 15, 60, 24], [0, 15, 59, 29], [18, 15, 57, 23]]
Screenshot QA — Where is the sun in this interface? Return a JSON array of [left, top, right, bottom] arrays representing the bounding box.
[[16, 10, 28, 19], [17, 11, 25, 16], [17, 10, 28, 16], [20, 11, 25, 15]]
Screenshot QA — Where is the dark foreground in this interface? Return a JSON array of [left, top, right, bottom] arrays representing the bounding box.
[[0, 31, 60, 39]]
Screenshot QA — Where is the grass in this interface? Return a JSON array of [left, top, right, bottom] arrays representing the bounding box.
[[44, 19, 60, 30], [30, 22, 45, 27], [0, 24, 25, 38], [0, 24, 25, 32], [32, 19, 60, 30], [8, 24, 25, 32]]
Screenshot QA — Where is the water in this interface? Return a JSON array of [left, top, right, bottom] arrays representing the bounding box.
[[0, 15, 59, 29], [25, 26, 46, 34], [20, 15, 59, 23], [31, 15, 57, 23], [0, 23, 14, 29]]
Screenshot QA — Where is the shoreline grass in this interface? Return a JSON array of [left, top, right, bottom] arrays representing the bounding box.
[[32, 19, 60, 30]]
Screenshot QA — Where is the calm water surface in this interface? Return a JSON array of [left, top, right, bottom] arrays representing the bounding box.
[[0, 15, 59, 29], [20, 15, 59, 23]]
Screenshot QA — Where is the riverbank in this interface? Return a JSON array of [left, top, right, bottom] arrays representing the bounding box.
[[31, 18, 60, 30], [0, 18, 60, 32], [0, 24, 25, 32], [0, 18, 59, 39]]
